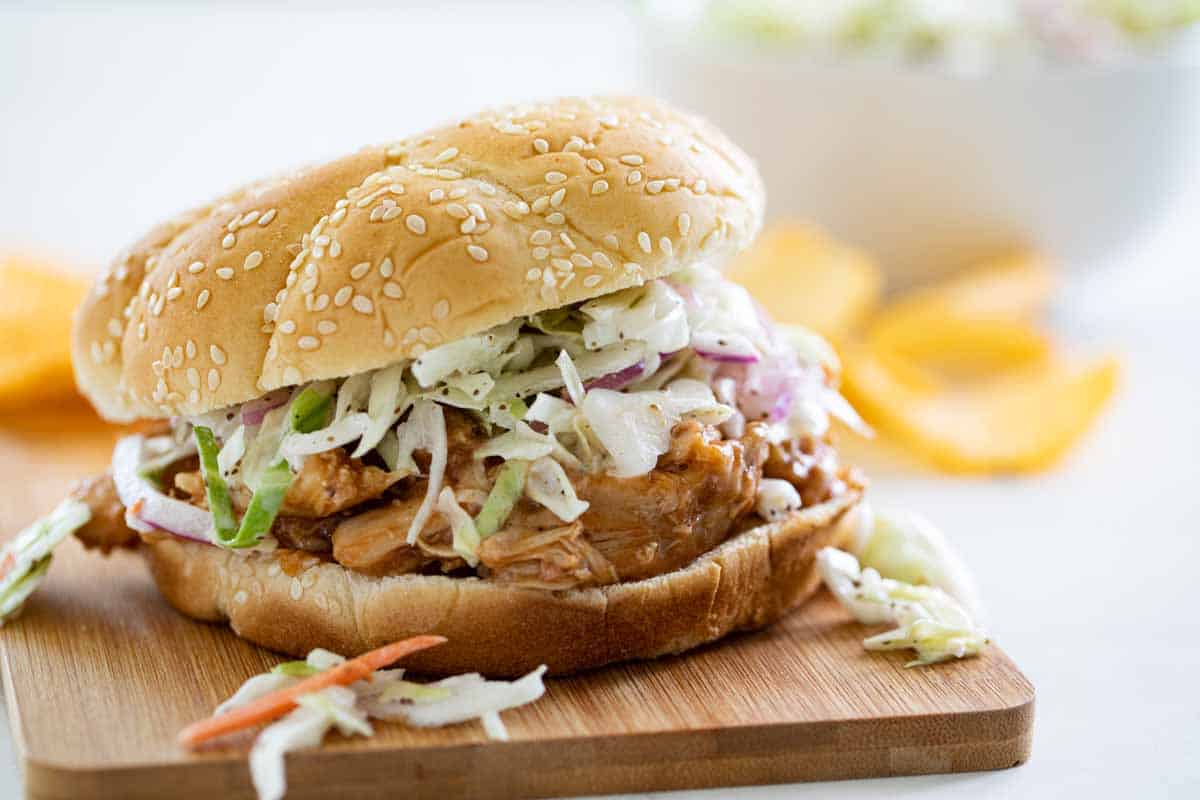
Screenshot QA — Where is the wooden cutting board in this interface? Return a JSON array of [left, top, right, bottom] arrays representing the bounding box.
[[0, 406, 1034, 800]]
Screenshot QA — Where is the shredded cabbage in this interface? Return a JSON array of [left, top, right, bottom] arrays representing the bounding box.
[[525, 457, 590, 522], [412, 321, 520, 387], [0, 498, 90, 624], [474, 460, 529, 537], [250, 686, 369, 800], [858, 509, 981, 615], [435, 487, 481, 566], [351, 364, 406, 458], [400, 400, 447, 545], [817, 547, 988, 667]]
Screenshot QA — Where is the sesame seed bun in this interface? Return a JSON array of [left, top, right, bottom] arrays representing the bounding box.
[[141, 482, 863, 677], [72, 96, 765, 422]]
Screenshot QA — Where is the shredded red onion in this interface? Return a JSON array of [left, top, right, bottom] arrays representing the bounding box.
[[583, 361, 645, 392], [695, 349, 760, 364], [241, 391, 289, 425]]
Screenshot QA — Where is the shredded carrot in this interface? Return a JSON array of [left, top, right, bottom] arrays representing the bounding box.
[[178, 635, 446, 748]]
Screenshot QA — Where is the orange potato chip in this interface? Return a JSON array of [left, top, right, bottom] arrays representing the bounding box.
[[728, 223, 883, 341], [842, 344, 1119, 475], [867, 314, 1053, 378], [0, 255, 88, 411]]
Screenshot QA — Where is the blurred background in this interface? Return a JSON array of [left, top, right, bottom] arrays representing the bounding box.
[[2, 1, 1199, 797]]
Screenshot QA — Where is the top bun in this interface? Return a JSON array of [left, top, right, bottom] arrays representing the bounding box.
[[72, 96, 765, 422]]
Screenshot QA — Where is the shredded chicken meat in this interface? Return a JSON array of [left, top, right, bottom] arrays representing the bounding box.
[[73, 408, 846, 590]]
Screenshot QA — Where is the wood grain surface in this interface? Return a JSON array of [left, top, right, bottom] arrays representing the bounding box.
[[0, 407, 1034, 800]]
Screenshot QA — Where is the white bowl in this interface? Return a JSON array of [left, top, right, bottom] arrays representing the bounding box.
[[639, 28, 1200, 283]]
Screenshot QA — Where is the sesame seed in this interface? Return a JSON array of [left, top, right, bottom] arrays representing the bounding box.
[[591, 179, 609, 195], [419, 326, 439, 344], [329, 240, 342, 258], [165, 286, 182, 300], [460, 216, 477, 234], [299, 277, 317, 294], [433, 147, 458, 163], [678, 213, 692, 236], [561, 272, 576, 289], [429, 188, 445, 203], [405, 214, 427, 235], [383, 330, 396, 347], [449, 187, 468, 200], [619, 154, 644, 166], [638, 232, 652, 253], [531, 196, 550, 214], [195, 289, 211, 310], [603, 233, 620, 249], [660, 237, 673, 256], [531, 230, 552, 245], [544, 171, 567, 185], [526, 268, 541, 281], [298, 336, 320, 351], [693, 179, 708, 194], [334, 286, 353, 306], [583, 274, 603, 288], [646, 180, 665, 194], [559, 232, 576, 250], [550, 188, 566, 208], [563, 136, 585, 153], [437, 169, 462, 180], [586, 158, 604, 174], [168, 271, 179, 289], [259, 208, 277, 226], [350, 261, 371, 280], [627, 170, 642, 185], [210, 345, 227, 364], [433, 299, 450, 320], [286, 272, 297, 288], [545, 212, 564, 225], [571, 253, 592, 268], [532, 247, 549, 261], [283, 366, 302, 384], [467, 244, 489, 262], [468, 203, 486, 221], [313, 294, 330, 311], [222, 233, 236, 249], [188, 389, 199, 405], [185, 340, 196, 359], [187, 261, 205, 274], [244, 251, 263, 270], [317, 320, 337, 335], [207, 369, 220, 391], [186, 368, 200, 388], [352, 295, 374, 314], [479, 182, 497, 196], [382, 206, 403, 222], [592, 251, 613, 269], [279, 320, 297, 334], [533, 138, 549, 154], [551, 258, 572, 271], [216, 267, 234, 280], [446, 203, 469, 220]]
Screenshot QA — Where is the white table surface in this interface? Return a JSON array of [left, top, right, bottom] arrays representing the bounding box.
[[2, 3, 1198, 798]]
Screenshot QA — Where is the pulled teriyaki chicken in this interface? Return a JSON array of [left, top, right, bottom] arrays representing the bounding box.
[[74, 266, 864, 590]]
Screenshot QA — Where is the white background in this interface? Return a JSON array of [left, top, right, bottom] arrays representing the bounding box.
[[2, 2, 1198, 798]]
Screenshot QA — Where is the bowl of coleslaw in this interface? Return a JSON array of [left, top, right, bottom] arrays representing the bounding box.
[[638, 0, 1200, 282]]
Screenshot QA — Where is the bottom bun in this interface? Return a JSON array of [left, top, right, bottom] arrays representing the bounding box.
[[142, 484, 864, 676]]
